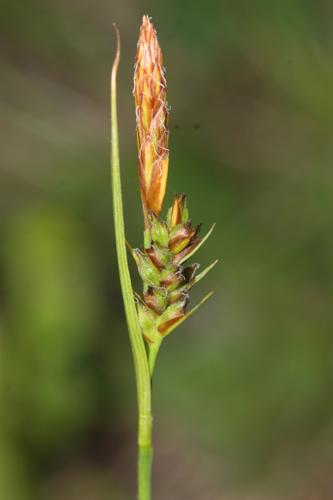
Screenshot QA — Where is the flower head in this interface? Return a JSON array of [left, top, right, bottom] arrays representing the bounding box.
[[134, 16, 169, 221]]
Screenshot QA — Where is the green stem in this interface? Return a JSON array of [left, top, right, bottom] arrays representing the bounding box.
[[149, 342, 161, 376], [111, 25, 152, 500], [138, 445, 153, 499]]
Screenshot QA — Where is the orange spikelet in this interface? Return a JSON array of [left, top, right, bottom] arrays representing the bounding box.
[[134, 16, 169, 222]]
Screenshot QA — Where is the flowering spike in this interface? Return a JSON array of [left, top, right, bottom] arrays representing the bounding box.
[[131, 17, 216, 361], [134, 16, 169, 221], [133, 196, 216, 346]]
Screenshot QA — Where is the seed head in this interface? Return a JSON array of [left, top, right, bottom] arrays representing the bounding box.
[[134, 16, 169, 221]]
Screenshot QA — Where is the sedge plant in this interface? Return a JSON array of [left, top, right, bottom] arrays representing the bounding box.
[[110, 15, 217, 500]]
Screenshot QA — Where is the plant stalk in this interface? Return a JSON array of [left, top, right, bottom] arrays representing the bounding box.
[[111, 25, 152, 500]]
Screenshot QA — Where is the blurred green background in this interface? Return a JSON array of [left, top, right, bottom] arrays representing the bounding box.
[[1, 1, 333, 499]]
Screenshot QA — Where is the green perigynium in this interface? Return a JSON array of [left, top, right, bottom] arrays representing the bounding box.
[[133, 194, 217, 367]]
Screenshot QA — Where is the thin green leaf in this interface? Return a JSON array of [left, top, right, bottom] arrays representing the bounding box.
[[192, 259, 218, 285]]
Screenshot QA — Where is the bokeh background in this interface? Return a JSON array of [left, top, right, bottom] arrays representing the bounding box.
[[1, 1, 333, 499]]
